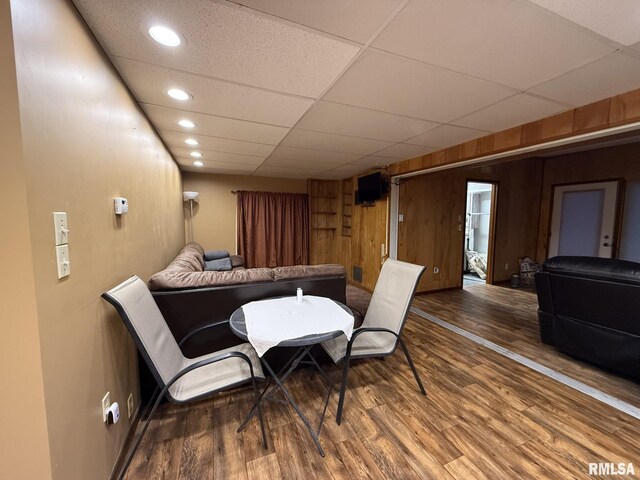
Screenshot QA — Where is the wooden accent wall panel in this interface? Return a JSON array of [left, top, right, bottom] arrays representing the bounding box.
[[389, 87, 640, 177], [308, 179, 338, 265], [535, 143, 640, 261], [397, 158, 543, 293]]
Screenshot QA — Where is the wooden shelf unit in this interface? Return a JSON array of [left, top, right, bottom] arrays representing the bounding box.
[[308, 179, 339, 264], [341, 179, 353, 237]]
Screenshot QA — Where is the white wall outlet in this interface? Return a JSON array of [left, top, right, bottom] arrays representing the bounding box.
[[101, 392, 111, 423], [53, 212, 69, 245], [505, 263, 510, 270], [398, 213, 404, 222], [434, 266, 440, 274], [55, 245, 71, 278], [127, 393, 134, 419]]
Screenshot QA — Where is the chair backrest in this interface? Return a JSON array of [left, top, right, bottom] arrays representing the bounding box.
[[362, 259, 425, 337], [102, 276, 186, 387]]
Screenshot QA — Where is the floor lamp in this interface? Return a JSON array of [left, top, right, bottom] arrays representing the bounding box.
[[183, 191, 199, 243]]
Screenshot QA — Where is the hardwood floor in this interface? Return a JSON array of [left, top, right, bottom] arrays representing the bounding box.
[[413, 284, 640, 408], [124, 285, 640, 479]]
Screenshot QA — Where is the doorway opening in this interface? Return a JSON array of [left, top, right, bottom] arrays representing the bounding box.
[[463, 181, 497, 287]]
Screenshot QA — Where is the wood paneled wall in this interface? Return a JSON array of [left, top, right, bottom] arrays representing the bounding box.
[[388, 88, 640, 178], [308, 176, 388, 292], [308, 179, 338, 265], [397, 158, 543, 292], [536, 143, 640, 260]]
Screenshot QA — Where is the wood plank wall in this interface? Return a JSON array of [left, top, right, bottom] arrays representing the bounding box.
[[308, 176, 388, 292], [397, 158, 543, 293], [308, 180, 338, 265], [388, 88, 640, 177], [536, 143, 640, 261]]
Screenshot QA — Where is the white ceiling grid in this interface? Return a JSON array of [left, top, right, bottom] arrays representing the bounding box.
[[72, 0, 640, 178]]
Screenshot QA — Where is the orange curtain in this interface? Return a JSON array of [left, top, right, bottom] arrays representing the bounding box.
[[237, 191, 310, 268]]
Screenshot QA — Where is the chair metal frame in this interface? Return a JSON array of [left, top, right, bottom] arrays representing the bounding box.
[[102, 284, 266, 480], [333, 263, 427, 425]]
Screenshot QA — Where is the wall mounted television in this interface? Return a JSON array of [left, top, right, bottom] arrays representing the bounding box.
[[355, 171, 389, 205]]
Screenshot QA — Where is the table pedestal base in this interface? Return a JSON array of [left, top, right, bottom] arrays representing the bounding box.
[[237, 345, 334, 456]]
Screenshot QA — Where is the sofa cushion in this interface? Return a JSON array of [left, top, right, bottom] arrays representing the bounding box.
[[230, 255, 244, 268], [272, 264, 345, 281], [149, 267, 274, 290]]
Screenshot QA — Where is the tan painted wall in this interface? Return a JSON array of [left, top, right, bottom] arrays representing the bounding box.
[[182, 172, 307, 252], [10, 0, 184, 478], [0, 2, 53, 478]]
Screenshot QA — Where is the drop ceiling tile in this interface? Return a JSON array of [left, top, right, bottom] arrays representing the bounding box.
[[372, 0, 614, 89], [375, 143, 437, 159], [233, 0, 404, 44], [315, 170, 359, 180], [281, 129, 393, 155], [143, 104, 289, 145], [351, 155, 395, 167], [172, 148, 265, 165], [296, 101, 439, 142], [528, 52, 640, 107], [323, 50, 515, 122], [262, 157, 344, 169], [268, 146, 361, 163], [252, 165, 325, 179], [176, 158, 258, 172], [406, 124, 489, 148], [161, 131, 275, 157], [454, 93, 569, 132], [117, 58, 313, 127], [528, 0, 640, 46], [73, 0, 359, 97]]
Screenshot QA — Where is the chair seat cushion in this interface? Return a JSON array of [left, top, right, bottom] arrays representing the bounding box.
[[321, 330, 396, 363], [168, 343, 264, 402]]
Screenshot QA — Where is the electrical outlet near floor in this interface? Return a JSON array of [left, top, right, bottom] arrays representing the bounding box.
[[101, 392, 110, 423], [433, 266, 440, 274], [127, 393, 134, 419], [505, 263, 510, 270]]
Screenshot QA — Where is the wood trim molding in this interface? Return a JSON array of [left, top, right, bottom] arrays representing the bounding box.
[[389, 88, 640, 177]]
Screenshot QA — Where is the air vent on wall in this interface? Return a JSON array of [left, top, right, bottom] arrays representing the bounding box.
[[353, 266, 363, 283]]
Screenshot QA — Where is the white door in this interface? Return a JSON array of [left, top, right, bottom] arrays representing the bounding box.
[[548, 181, 619, 258]]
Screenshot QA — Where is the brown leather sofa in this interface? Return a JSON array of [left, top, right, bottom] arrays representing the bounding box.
[[535, 256, 640, 380], [148, 243, 347, 358]]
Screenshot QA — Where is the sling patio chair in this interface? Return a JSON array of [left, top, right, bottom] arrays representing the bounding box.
[[321, 259, 427, 425], [102, 275, 266, 479]]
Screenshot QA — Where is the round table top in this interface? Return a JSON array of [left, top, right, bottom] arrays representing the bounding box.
[[230, 297, 353, 347]]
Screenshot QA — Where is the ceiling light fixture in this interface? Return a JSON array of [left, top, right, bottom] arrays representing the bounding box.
[[184, 138, 199, 146], [148, 26, 181, 47], [190, 151, 203, 158], [193, 161, 204, 167], [167, 88, 191, 101], [178, 119, 196, 129]]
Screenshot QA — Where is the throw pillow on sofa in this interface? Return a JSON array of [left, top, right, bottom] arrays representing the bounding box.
[[205, 257, 232, 271], [204, 249, 230, 261]]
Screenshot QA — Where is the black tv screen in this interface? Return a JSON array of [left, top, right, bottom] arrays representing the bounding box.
[[357, 171, 384, 203]]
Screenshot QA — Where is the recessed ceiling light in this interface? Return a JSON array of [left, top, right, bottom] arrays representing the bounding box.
[[178, 119, 195, 129], [167, 88, 191, 101], [190, 151, 203, 158], [148, 26, 181, 47], [184, 138, 199, 146], [193, 160, 204, 167]]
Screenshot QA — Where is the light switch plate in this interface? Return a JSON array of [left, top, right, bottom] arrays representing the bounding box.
[[53, 212, 68, 245], [56, 245, 70, 278]]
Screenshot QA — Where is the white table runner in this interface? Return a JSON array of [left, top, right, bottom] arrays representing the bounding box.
[[242, 296, 354, 357]]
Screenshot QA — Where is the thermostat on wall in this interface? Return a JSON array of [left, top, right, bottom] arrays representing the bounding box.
[[114, 197, 128, 215]]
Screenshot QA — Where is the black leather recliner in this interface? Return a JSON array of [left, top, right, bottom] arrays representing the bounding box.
[[535, 256, 640, 380]]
